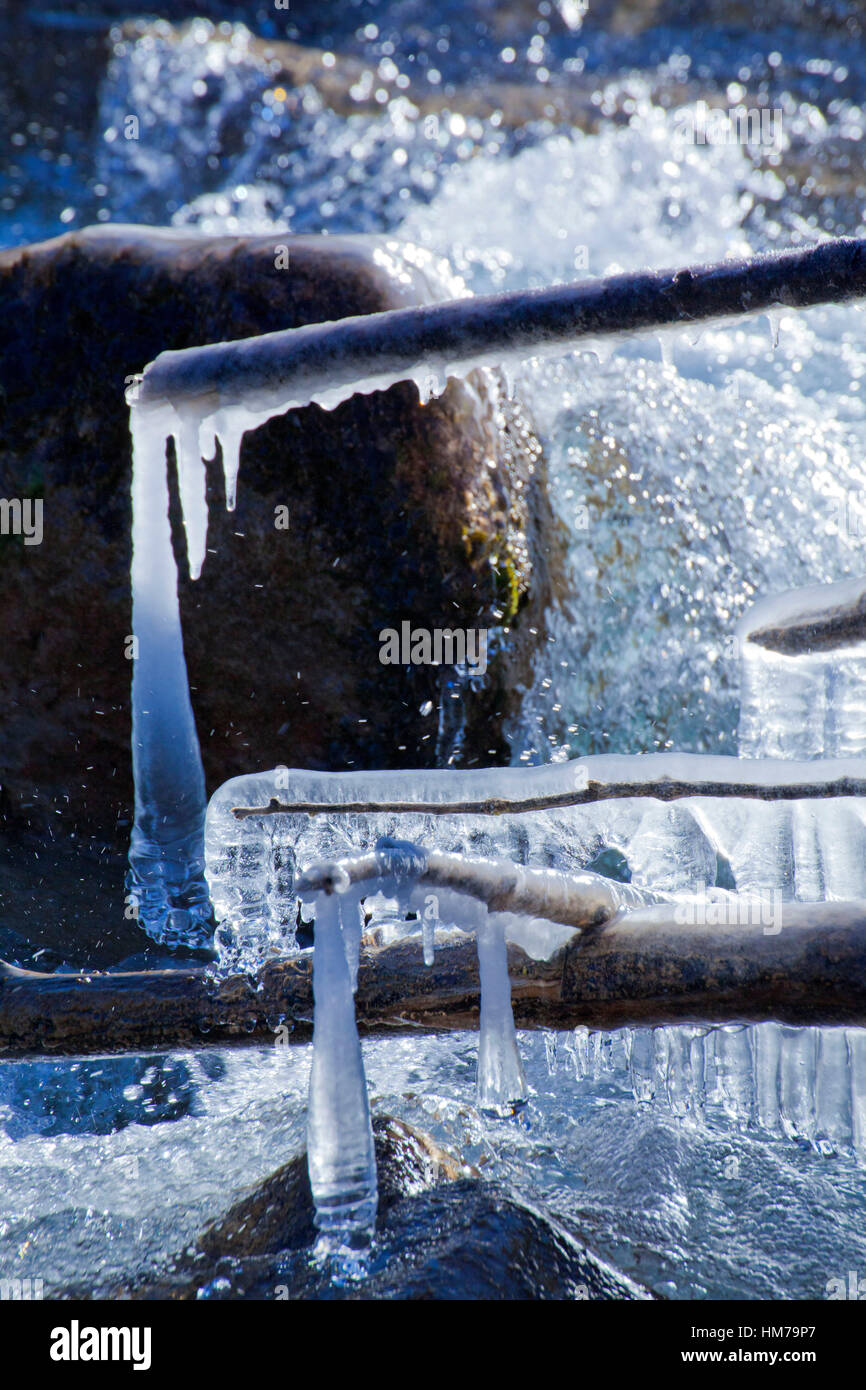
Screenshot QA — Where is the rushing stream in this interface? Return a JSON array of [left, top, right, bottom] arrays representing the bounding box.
[[3, 2, 866, 1298]]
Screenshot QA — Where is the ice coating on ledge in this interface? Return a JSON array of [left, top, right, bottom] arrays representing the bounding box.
[[135, 238, 866, 431], [205, 754, 866, 974], [737, 578, 866, 761]]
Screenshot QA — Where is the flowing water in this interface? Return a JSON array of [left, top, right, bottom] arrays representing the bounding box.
[[4, 2, 866, 1298]]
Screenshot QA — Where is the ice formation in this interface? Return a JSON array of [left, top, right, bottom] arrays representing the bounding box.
[[738, 576, 866, 761], [127, 234, 866, 941], [205, 750, 866, 977], [475, 909, 527, 1117], [124, 230, 866, 1280], [302, 887, 378, 1277], [297, 838, 536, 1118], [127, 400, 212, 948]]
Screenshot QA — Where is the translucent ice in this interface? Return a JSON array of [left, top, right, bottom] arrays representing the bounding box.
[[126, 401, 212, 949], [304, 891, 378, 1278], [475, 907, 527, 1117]]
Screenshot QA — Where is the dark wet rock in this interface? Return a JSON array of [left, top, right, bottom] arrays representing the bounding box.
[[0, 828, 154, 969], [0, 225, 551, 859], [93, 1115, 653, 1301], [194, 1115, 473, 1265]]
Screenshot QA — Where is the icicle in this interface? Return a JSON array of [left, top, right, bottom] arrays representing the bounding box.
[[475, 907, 527, 1117], [306, 889, 378, 1281], [171, 409, 208, 581], [658, 334, 674, 370], [339, 891, 364, 994], [198, 422, 219, 464], [766, 307, 782, 349], [215, 418, 245, 513], [628, 1028, 657, 1102], [421, 908, 436, 967], [127, 400, 211, 947]]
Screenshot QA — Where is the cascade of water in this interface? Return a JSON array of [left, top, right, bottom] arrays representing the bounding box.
[[304, 888, 378, 1280]]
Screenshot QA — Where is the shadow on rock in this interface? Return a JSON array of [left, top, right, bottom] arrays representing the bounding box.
[[109, 1115, 654, 1301]]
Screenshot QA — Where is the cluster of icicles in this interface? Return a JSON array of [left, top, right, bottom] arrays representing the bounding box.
[[126, 329, 560, 1273], [126, 250, 866, 1275], [299, 836, 538, 1274]]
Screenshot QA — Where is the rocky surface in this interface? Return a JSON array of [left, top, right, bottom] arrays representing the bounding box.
[[0, 226, 549, 834], [80, 1115, 654, 1301], [0, 223, 552, 963]]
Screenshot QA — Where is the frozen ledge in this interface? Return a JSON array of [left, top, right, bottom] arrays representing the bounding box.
[[137, 237, 866, 420], [230, 752, 866, 821], [738, 576, 866, 657], [4, 896, 866, 1053]]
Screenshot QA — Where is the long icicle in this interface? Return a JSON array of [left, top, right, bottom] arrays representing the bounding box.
[[127, 399, 212, 947], [305, 886, 378, 1283], [475, 906, 528, 1117]]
